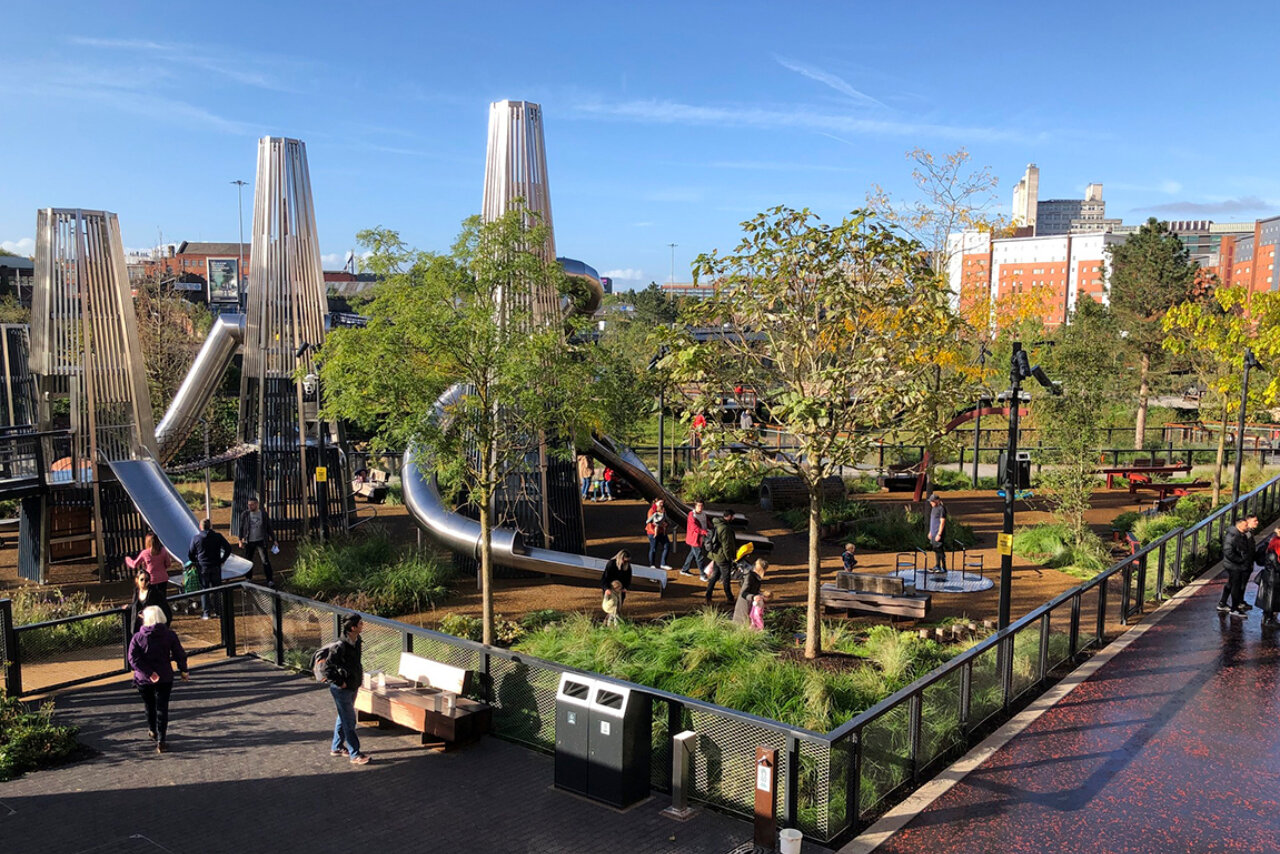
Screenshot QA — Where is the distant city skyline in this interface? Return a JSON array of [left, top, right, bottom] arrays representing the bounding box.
[[4, 2, 1280, 290]]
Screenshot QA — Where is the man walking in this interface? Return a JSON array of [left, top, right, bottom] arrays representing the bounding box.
[[238, 498, 278, 587], [187, 518, 233, 621], [1218, 514, 1259, 617], [680, 500, 709, 576], [325, 613, 370, 765], [705, 509, 739, 605], [926, 493, 948, 574]]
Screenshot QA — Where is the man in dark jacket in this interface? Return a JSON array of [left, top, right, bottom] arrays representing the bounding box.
[[705, 510, 739, 606], [1218, 514, 1259, 616], [237, 498, 278, 587], [188, 518, 233, 620], [327, 613, 370, 765]]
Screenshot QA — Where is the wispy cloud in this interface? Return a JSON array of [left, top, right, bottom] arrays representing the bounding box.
[[1143, 196, 1276, 215], [708, 160, 857, 173], [631, 222, 654, 228], [602, 268, 645, 280], [1110, 179, 1183, 195], [68, 36, 303, 92], [2, 238, 34, 256], [568, 98, 1044, 145], [775, 56, 886, 109]]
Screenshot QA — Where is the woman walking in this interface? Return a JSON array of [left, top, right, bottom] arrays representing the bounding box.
[[127, 606, 189, 753], [645, 499, 672, 570], [127, 568, 173, 635], [126, 532, 173, 587], [1256, 526, 1280, 625], [733, 559, 768, 625]]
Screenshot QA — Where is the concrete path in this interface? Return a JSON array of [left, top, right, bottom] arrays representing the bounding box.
[[3, 657, 829, 854]]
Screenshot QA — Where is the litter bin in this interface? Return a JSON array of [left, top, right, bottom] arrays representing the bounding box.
[[779, 828, 803, 853], [587, 681, 652, 807], [554, 674, 596, 796], [998, 450, 1032, 490]]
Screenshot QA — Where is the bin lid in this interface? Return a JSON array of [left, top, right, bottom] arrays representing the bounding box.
[[556, 672, 596, 704], [589, 681, 633, 715]]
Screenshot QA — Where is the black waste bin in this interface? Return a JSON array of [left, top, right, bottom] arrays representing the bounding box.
[[587, 681, 652, 808], [998, 450, 1032, 490], [554, 674, 596, 796]]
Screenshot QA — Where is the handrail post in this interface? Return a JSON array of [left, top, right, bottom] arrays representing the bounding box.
[[784, 733, 800, 829], [1096, 578, 1108, 642], [1, 598, 20, 696], [223, 586, 238, 657], [1137, 552, 1148, 612], [1068, 592, 1081, 659], [120, 606, 132, 674], [848, 731, 862, 829], [1156, 539, 1168, 600], [908, 692, 923, 782], [1037, 613, 1050, 684], [959, 660, 972, 730], [1000, 634, 1014, 711], [272, 593, 284, 667]]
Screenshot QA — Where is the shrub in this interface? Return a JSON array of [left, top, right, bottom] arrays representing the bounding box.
[[0, 694, 81, 781], [437, 613, 483, 642], [930, 468, 973, 490], [177, 487, 229, 512], [0, 498, 18, 518], [776, 499, 872, 532], [1012, 524, 1111, 578], [384, 481, 404, 506], [844, 475, 880, 494], [290, 529, 454, 617], [10, 588, 118, 653], [1132, 514, 1182, 545], [519, 609, 566, 631], [678, 468, 759, 505], [1110, 511, 1143, 533]]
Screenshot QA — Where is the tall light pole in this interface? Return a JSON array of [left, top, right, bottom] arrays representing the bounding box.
[[668, 242, 678, 285], [1233, 347, 1262, 503], [231, 180, 248, 306]]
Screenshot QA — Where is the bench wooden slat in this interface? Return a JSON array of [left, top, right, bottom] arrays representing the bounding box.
[[820, 584, 930, 619]]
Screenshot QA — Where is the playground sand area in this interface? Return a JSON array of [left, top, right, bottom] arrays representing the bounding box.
[[0, 480, 1156, 636]]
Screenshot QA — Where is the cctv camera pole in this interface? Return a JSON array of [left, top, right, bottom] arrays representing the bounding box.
[[998, 342, 1023, 630], [1232, 347, 1258, 504]]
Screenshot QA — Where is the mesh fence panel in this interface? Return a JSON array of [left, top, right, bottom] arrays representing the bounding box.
[[280, 599, 336, 674], [967, 644, 1003, 731], [798, 736, 833, 839], [1081, 583, 1104, 651], [650, 698, 673, 793], [1045, 601, 1073, 675], [919, 668, 963, 773], [407, 630, 483, 675], [858, 703, 910, 820], [359, 621, 404, 677], [236, 587, 275, 660], [686, 707, 789, 820], [1010, 623, 1041, 700], [827, 734, 855, 841], [15, 612, 125, 693], [167, 601, 222, 658], [488, 654, 560, 750]]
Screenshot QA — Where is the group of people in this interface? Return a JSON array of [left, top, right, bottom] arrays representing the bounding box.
[[577, 455, 615, 502], [183, 498, 279, 619], [1218, 513, 1280, 625]]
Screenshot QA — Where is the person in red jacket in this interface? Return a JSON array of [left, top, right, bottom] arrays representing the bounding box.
[[680, 500, 709, 576]]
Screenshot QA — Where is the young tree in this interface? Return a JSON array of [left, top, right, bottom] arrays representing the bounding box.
[[1107, 218, 1200, 449], [319, 210, 595, 645], [674, 206, 960, 659], [629, 282, 679, 326]]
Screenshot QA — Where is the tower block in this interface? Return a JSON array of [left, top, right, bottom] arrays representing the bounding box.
[[233, 137, 352, 540]]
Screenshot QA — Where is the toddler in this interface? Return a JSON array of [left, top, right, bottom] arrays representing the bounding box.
[[602, 580, 623, 626], [842, 542, 859, 572], [749, 591, 768, 630]]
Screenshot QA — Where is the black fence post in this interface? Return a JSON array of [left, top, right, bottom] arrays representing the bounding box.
[[272, 594, 285, 667], [1068, 593, 1081, 660], [847, 732, 862, 831], [402, 631, 414, 654], [908, 693, 923, 782], [1000, 635, 1014, 711], [480, 652, 492, 704], [120, 607, 132, 674], [223, 586, 238, 657], [1037, 613, 1050, 684], [959, 661, 972, 730], [1, 598, 20, 697], [784, 733, 800, 828], [1156, 540, 1167, 601], [1096, 580, 1108, 643], [1119, 563, 1131, 626]]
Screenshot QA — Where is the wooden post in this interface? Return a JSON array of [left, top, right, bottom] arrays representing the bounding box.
[[754, 747, 778, 851]]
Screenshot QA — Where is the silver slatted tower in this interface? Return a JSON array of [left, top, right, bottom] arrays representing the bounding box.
[[235, 136, 350, 540], [480, 101, 585, 556], [28, 209, 155, 579]]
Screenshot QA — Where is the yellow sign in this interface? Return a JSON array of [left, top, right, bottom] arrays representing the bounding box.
[[997, 533, 1013, 556], [315, 466, 328, 483]]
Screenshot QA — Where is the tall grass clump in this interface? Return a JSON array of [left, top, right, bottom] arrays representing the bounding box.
[[11, 588, 118, 653], [289, 527, 454, 617], [1012, 524, 1111, 579]]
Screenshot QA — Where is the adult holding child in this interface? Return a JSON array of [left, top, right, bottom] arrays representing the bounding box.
[[645, 499, 673, 570], [602, 550, 633, 610], [704, 509, 739, 605], [733, 558, 768, 624]]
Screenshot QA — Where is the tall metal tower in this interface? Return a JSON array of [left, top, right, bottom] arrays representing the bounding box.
[[479, 100, 585, 556], [26, 209, 155, 579], [233, 137, 351, 540]]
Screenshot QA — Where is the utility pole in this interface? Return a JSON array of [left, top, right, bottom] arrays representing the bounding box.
[[668, 243, 678, 285], [1233, 347, 1262, 502], [999, 343, 1024, 631], [231, 180, 248, 307]]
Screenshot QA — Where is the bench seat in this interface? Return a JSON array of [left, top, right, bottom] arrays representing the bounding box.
[[355, 652, 491, 749], [820, 583, 931, 619]]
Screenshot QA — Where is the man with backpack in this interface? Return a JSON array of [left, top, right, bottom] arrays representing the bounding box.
[[704, 509, 738, 605], [187, 518, 233, 621], [318, 613, 370, 765]]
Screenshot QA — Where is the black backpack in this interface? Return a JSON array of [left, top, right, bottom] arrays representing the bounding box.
[[702, 522, 721, 556], [311, 641, 343, 683]]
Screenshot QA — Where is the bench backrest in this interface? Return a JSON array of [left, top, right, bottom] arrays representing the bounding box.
[[398, 652, 469, 694], [843, 573, 904, 596]]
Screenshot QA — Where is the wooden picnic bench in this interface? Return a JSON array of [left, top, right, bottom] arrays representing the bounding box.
[[355, 652, 492, 749], [1126, 473, 1210, 498], [1098, 463, 1191, 489], [821, 573, 931, 619]]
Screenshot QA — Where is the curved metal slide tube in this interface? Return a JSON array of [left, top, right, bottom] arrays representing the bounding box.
[[156, 314, 245, 464], [402, 386, 665, 591]]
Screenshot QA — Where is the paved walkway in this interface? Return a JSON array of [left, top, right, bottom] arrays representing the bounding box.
[[870, 569, 1280, 854], [3, 657, 827, 854]]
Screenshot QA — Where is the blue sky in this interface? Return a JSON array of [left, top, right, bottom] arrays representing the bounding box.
[[4, 1, 1280, 289]]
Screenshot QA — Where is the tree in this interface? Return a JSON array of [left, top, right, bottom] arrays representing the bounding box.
[[319, 210, 595, 645], [866, 147, 1001, 281], [1164, 284, 1280, 503], [629, 282, 679, 326], [1107, 218, 1200, 449], [673, 206, 960, 659]]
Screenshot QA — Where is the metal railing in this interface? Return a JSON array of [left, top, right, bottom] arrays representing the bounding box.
[[3, 472, 1277, 845]]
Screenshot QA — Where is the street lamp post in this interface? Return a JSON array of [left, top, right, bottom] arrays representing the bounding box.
[[1233, 347, 1262, 503], [298, 343, 330, 542], [231, 180, 247, 307], [668, 243, 677, 285], [973, 344, 989, 489]]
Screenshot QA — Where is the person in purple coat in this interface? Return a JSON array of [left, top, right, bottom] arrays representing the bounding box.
[[127, 605, 189, 754]]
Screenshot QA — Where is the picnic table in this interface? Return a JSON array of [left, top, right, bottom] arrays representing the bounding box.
[[1098, 462, 1191, 489]]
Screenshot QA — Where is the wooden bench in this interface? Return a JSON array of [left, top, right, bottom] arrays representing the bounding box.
[[821, 578, 931, 620], [1099, 463, 1191, 489], [355, 652, 492, 749]]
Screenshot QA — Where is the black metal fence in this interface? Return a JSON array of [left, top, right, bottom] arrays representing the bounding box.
[[3, 473, 1277, 845]]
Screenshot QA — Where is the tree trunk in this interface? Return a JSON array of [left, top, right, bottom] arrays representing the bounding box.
[[479, 453, 495, 646], [1212, 401, 1228, 505], [1134, 350, 1151, 451], [804, 484, 823, 660]]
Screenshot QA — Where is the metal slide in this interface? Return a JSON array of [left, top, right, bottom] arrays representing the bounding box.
[[156, 314, 245, 464], [401, 387, 665, 591], [105, 457, 252, 581], [588, 434, 772, 555]]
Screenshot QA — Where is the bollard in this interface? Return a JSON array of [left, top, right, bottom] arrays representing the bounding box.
[[754, 747, 778, 852], [662, 730, 698, 820]]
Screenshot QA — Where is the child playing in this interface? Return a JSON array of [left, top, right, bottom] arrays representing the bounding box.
[[602, 580, 623, 626], [749, 591, 768, 630], [841, 542, 859, 572]]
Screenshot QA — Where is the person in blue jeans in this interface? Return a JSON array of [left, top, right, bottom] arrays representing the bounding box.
[[325, 613, 371, 765], [187, 518, 233, 620]]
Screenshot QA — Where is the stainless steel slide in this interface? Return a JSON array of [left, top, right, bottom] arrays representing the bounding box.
[[156, 314, 244, 464], [106, 457, 252, 581], [401, 386, 665, 591]]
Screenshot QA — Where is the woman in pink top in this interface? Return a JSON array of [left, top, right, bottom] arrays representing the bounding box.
[[126, 532, 173, 587]]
